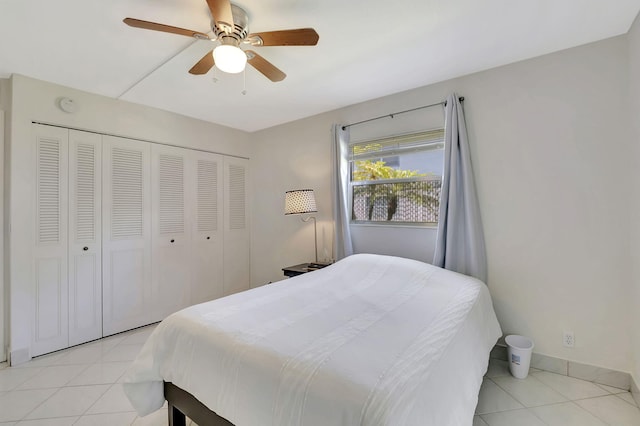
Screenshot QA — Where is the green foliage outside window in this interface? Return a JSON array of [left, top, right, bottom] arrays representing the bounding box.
[[352, 159, 438, 221]]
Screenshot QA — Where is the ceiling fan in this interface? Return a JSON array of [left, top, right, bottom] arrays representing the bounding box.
[[123, 0, 319, 82]]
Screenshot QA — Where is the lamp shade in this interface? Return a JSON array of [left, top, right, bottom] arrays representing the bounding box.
[[285, 189, 317, 215]]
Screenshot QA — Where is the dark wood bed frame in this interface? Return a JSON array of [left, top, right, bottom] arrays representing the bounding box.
[[165, 382, 234, 426]]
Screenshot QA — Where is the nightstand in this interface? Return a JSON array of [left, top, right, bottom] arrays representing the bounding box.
[[282, 262, 332, 278]]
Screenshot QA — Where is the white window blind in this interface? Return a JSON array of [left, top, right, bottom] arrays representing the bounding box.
[[350, 129, 445, 163]]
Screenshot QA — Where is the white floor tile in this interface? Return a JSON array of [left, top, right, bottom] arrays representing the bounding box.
[[86, 383, 135, 414], [616, 391, 639, 407], [0, 422, 16, 426], [16, 365, 88, 390], [481, 408, 546, 426], [120, 327, 156, 345], [13, 353, 66, 369], [102, 345, 144, 363], [576, 394, 640, 426], [53, 346, 108, 366], [74, 411, 137, 426], [485, 359, 510, 378], [492, 375, 567, 407], [15, 417, 78, 425], [473, 415, 489, 426], [0, 368, 44, 392], [25, 384, 109, 420], [66, 362, 130, 386], [532, 371, 610, 400], [131, 408, 167, 426], [530, 402, 606, 426], [84, 336, 126, 353], [0, 389, 57, 422], [475, 379, 523, 414]]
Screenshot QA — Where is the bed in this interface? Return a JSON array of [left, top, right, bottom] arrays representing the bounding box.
[[123, 253, 502, 426]]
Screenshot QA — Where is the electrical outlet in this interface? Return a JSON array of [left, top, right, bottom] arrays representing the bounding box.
[[563, 331, 575, 348]]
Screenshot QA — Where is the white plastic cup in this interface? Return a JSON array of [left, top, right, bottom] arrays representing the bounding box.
[[505, 335, 534, 379]]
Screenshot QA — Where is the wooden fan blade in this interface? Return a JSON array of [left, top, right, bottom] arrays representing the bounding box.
[[248, 28, 319, 46], [246, 51, 286, 82], [206, 0, 234, 29], [189, 51, 214, 75], [124, 18, 209, 39]]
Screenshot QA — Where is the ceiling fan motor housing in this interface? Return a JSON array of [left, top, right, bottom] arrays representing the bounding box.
[[213, 4, 249, 45]]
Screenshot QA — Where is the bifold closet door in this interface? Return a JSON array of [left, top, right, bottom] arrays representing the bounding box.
[[102, 136, 152, 336], [32, 124, 69, 356], [223, 156, 250, 296], [190, 151, 224, 304], [68, 130, 102, 346], [151, 145, 191, 320]]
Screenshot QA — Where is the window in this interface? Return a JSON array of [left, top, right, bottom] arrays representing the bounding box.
[[349, 129, 444, 225]]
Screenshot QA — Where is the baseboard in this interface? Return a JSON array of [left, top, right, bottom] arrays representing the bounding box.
[[632, 375, 640, 407], [491, 344, 631, 390], [8, 347, 30, 366]]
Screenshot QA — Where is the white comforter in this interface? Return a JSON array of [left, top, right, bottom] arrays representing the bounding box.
[[123, 254, 501, 426]]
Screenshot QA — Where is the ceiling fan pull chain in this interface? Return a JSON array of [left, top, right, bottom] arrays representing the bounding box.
[[241, 67, 247, 95]]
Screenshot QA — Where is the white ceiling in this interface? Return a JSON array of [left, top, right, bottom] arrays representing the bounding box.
[[1, 0, 639, 132]]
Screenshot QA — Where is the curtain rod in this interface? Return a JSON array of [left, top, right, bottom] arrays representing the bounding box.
[[341, 96, 464, 130]]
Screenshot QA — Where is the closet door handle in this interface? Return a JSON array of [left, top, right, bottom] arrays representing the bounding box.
[[83, 246, 89, 251], [206, 236, 210, 240], [170, 239, 175, 243]]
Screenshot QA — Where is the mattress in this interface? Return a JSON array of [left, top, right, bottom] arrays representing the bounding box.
[[123, 253, 502, 425]]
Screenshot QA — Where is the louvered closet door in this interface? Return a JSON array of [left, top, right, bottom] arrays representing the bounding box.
[[102, 136, 152, 336], [190, 151, 223, 304], [68, 130, 102, 346], [151, 145, 191, 321], [223, 157, 250, 296], [32, 124, 69, 356]]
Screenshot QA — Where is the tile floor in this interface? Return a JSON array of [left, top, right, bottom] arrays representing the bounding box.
[[0, 325, 638, 425]]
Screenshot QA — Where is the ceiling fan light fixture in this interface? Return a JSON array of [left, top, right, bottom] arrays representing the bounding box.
[[213, 44, 247, 74]]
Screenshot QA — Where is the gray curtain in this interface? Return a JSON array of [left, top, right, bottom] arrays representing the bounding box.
[[433, 94, 487, 282], [332, 124, 353, 260]]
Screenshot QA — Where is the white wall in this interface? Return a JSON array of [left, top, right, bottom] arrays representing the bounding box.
[[0, 89, 5, 362], [250, 81, 449, 285], [7, 74, 250, 360], [0, 78, 9, 363], [628, 12, 640, 387], [0, 111, 3, 363], [251, 35, 633, 373]]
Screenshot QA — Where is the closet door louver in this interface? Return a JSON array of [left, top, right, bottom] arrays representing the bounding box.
[[191, 151, 224, 304], [32, 124, 69, 356], [68, 130, 102, 346], [223, 157, 250, 295], [102, 136, 152, 336], [151, 145, 190, 320]]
